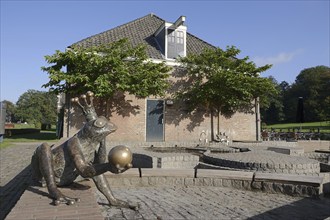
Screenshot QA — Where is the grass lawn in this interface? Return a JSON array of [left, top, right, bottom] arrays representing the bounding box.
[[0, 130, 58, 149], [263, 121, 330, 133]]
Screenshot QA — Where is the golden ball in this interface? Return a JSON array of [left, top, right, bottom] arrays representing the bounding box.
[[108, 145, 133, 169]]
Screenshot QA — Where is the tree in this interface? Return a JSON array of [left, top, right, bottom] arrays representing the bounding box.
[[42, 39, 171, 103], [177, 46, 276, 140], [283, 66, 330, 122], [15, 90, 57, 128], [2, 100, 16, 123], [260, 77, 286, 124]]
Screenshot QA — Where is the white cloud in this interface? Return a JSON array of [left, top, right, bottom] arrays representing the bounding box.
[[253, 50, 303, 66]]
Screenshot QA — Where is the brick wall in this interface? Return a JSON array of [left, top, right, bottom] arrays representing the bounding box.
[[62, 68, 258, 142], [63, 97, 257, 142]]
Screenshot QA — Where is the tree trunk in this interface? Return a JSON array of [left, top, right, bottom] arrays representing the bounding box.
[[210, 108, 215, 141], [217, 109, 220, 137]]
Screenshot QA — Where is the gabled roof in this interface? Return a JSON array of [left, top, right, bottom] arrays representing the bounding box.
[[70, 13, 215, 60]]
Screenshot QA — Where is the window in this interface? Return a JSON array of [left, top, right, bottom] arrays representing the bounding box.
[[167, 29, 185, 59], [176, 31, 184, 44], [168, 30, 175, 43]]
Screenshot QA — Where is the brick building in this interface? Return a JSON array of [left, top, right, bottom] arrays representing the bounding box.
[[59, 14, 261, 144]]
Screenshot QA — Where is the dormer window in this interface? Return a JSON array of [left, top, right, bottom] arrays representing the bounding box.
[[154, 15, 187, 60], [167, 29, 185, 59]]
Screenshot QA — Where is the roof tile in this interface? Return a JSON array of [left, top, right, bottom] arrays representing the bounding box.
[[71, 14, 215, 60]]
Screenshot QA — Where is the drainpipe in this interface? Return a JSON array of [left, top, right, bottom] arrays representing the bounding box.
[[255, 97, 261, 141], [66, 93, 71, 138]]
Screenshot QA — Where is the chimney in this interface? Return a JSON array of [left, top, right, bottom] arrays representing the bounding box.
[[172, 16, 186, 29]]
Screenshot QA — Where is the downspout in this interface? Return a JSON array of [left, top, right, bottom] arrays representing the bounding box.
[[255, 97, 261, 141], [66, 93, 71, 138]]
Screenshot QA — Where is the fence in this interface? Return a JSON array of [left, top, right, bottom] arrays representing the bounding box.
[[261, 129, 330, 141]]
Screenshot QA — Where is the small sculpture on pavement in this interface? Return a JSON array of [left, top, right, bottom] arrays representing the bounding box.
[[31, 91, 137, 209]]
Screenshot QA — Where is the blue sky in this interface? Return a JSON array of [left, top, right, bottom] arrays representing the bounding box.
[[1, 0, 329, 103]]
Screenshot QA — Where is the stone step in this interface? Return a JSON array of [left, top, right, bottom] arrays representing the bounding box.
[[105, 168, 326, 198], [254, 172, 323, 186]]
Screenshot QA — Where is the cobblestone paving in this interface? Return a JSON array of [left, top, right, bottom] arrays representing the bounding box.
[[2, 142, 330, 220], [0, 142, 39, 186], [97, 186, 330, 220], [0, 142, 41, 219]]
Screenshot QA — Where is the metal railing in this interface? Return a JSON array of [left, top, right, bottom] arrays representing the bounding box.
[[261, 130, 329, 141]]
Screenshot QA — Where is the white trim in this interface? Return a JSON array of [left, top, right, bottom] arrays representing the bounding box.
[[147, 58, 182, 67], [165, 22, 187, 31], [183, 30, 187, 57], [165, 28, 168, 59]]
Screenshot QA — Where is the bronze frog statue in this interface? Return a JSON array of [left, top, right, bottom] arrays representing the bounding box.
[[31, 91, 137, 209]]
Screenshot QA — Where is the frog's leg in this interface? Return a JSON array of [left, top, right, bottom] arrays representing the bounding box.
[[31, 149, 44, 186], [36, 143, 80, 205], [92, 174, 139, 210]]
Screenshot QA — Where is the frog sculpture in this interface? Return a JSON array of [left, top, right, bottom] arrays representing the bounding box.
[[31, 91, 137, 210]]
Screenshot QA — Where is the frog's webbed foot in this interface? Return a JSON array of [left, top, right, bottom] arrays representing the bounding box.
[[111, 199, 139, 211], [50, 188, 80, 205], [53, 195, 80, 206], [129, 202, 140, 211]]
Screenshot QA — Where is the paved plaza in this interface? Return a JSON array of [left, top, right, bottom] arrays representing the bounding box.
[[0, 142, 41, 220], [99, 185, 330, 220], [1, 142, 330, 220]]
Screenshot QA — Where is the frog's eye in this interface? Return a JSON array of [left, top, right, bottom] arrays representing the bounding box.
[[94, 117, 106, 128]]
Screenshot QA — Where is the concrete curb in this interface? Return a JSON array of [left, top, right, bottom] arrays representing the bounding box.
[[106, 168, 327, 198]]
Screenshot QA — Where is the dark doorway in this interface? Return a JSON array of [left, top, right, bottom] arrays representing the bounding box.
[[146, 100, 164, 142]]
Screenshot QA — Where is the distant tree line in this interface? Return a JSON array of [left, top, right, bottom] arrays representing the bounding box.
[[2, 90, 57, 129], [260, 65, 330, 125]]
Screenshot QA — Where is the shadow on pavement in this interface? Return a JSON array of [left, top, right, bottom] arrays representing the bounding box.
[[251, 196, 330, 220], [0, 165, 32, 220]]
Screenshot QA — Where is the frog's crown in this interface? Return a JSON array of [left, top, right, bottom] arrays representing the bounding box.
[[71, 91, 97, 122]]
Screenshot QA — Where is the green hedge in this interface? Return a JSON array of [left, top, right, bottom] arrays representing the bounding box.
[[5, 128, 40, 137]]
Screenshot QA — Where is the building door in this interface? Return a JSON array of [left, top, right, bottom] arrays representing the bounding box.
[[146, 99, 164, 142]]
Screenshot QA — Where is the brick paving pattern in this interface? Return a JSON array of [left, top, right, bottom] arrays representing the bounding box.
[[1, 142, 330, 220], [0, 142, 38, 186], [6, 180, 103, 220], [99, 186, 330, 220], [0, 142, 40, 219]]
